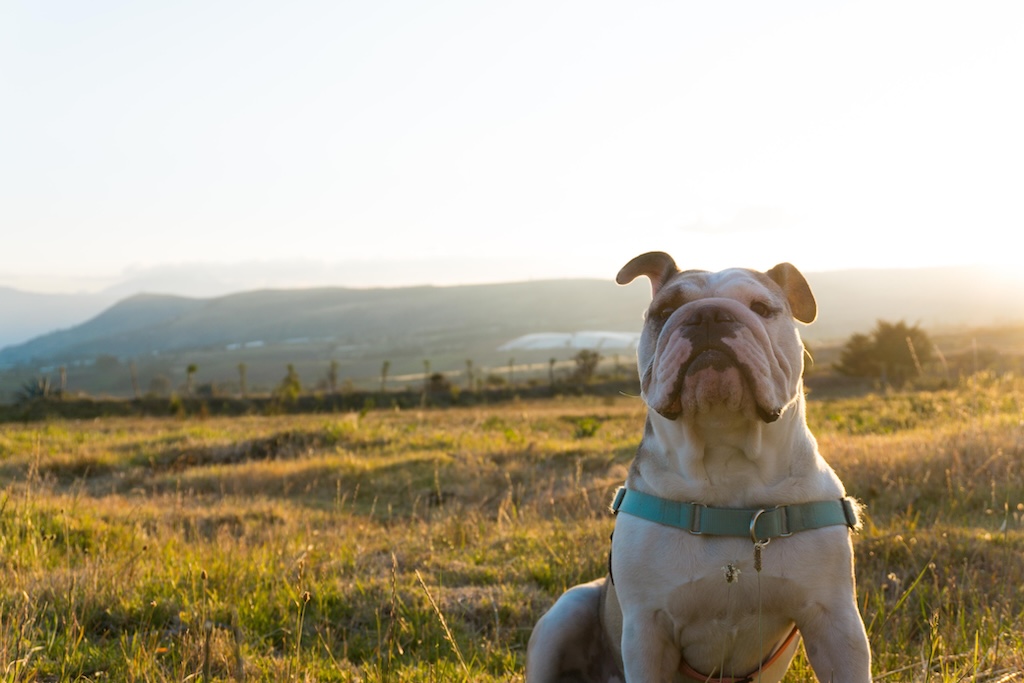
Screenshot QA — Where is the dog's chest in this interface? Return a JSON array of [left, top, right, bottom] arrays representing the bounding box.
[[613, 515, 808, 633], [663, 539, 801, 674], [666, 539, 792, 615]]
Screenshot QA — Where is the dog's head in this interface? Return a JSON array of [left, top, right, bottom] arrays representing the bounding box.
[[618, 252, 816, 424]]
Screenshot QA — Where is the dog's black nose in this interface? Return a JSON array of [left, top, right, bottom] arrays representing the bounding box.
[[682, 305, 736, 327], [679, 305, 742, 346]]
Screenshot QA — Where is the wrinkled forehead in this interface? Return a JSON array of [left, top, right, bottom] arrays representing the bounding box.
[[654, 268, 779, 304]]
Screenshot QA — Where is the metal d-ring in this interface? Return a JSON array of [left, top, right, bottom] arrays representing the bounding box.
[[749, 508, 771, 545]]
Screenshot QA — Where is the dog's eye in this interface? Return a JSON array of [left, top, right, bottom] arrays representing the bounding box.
[[750, 301, 775, 318], [649, 306, 675, 323]]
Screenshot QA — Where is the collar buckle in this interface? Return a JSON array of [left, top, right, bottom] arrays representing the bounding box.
[[688, 503, 705, 535], [841, 497, 859, 529], [610, 486, 627, 514], [778, 505, 793, 537]]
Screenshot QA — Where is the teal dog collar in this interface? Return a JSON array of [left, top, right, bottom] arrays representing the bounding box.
[[611, 487, 859, 542]]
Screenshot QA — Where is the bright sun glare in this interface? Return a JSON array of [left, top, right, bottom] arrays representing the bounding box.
[[0, 2, 1022, 293]]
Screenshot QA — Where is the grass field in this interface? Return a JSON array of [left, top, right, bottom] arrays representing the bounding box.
[[1, 373, 1023, 681]]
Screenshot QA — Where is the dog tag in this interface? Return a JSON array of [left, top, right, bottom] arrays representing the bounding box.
[[753, 541, 768, 572]]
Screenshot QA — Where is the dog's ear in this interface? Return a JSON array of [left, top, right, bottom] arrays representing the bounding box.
[[617, 252, 679, 297], [766, 262, 816, 324]]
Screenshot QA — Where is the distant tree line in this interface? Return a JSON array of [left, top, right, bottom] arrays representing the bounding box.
[[8, 317, 1021, 418], [4, 349, 635, 418]]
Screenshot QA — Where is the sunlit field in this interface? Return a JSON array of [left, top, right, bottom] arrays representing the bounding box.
[[1, 374, 1023, 681]]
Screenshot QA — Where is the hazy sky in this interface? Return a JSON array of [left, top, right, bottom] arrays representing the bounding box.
[[3, 1, 1022, 294]]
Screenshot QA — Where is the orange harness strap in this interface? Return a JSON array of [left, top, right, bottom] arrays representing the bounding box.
[[677, 626, 801, 683]]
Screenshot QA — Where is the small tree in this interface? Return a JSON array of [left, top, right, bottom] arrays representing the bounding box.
[[275, 364, 302, 403], [835, 320, 934, 387], [14, 377, 52, 405], [327, 360, 340, 395], [571, 350, 602, 386], [427, 372, 452, 396], [835, 333, 878, 379], [186, 364, 198, 396]]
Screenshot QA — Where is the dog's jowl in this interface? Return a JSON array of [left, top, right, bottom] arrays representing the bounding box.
[[526, 252, 871, 683]]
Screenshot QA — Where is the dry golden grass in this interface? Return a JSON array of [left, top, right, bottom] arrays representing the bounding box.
[[0, 378, 1022, 681]]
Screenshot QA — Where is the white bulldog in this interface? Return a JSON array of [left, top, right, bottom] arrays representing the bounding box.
[[526, 252, 871, 683]]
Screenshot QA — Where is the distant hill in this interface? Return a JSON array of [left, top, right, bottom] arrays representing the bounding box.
[[1, 294, 206, 364], [0, 280, 651, 368], [0, 287, 116, 350], [2, 265, 1023, 399], [5, 265, 1024, 366]]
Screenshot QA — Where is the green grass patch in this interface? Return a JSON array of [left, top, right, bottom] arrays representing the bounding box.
[[0, 383, 1022, 680]]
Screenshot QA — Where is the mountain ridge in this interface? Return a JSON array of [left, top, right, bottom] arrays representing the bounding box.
[[3, 264, 1023, 374], [0, 279, 646, 367]]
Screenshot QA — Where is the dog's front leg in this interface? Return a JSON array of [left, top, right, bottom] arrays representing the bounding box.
[[620, 611, 678, 683], [799, 599, 871, 683]]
